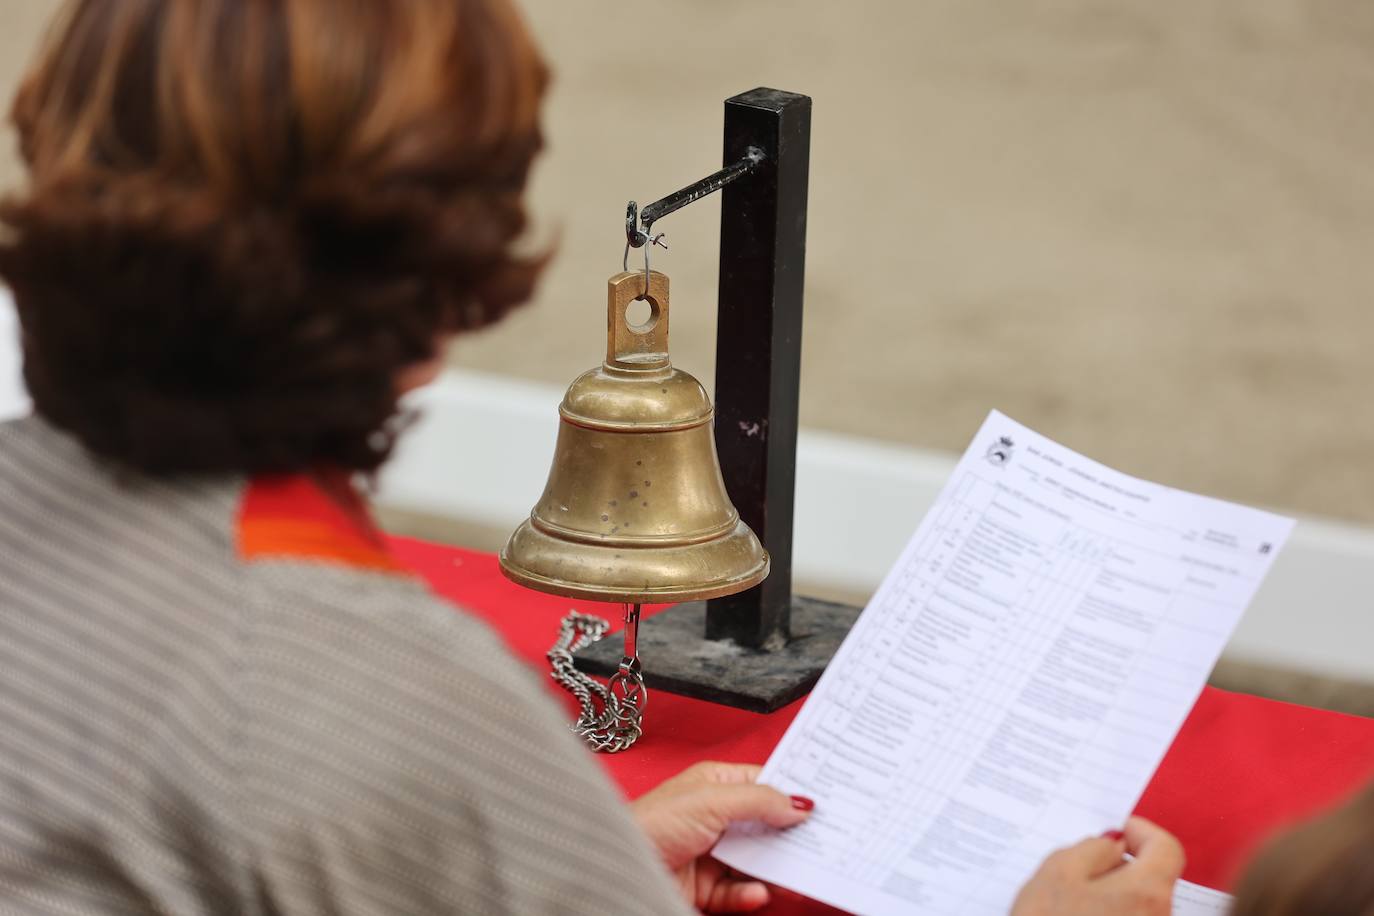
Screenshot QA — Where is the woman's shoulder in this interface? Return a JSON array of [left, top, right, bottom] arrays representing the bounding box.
[[231, 472, 530, 704], [235, 551, 685, 916]]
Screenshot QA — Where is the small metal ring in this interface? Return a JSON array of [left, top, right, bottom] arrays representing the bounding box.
[[624, 201, 669, 300], [638, 239, 652, 300]]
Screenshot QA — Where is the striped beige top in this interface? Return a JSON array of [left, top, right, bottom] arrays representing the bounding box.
[[0, 415, 691, 915]]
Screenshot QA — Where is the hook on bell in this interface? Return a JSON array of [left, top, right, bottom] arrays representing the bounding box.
[[623, 202, 668, 302]]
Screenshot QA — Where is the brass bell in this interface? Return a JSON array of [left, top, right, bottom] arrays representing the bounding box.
[[500, 269, 769, 603]]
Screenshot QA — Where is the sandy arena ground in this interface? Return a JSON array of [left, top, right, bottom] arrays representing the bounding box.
[[5, 0, 1370, 524]]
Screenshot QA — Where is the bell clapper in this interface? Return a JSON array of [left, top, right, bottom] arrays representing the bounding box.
[[607, 602, 647, 741], [621, 602, 641, 666], [546, 605, 647, 754]]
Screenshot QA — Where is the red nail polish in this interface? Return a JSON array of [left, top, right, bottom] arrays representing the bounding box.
[[1101, 829, 1125, 841], [790, 795, 815, 811]]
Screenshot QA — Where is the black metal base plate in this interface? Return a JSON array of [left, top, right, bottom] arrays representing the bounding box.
[[573, 596, 863, 713]]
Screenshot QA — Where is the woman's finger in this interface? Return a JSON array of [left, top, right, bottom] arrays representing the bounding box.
[[682, 761, 765, 786], [640, 762, 763, 804], [1046, 836, 1128, 879], [701, 762, 764, 785], [692, 783, 813, 831], [703, 876, 771, 913], [1122, 816, 1186, 880]]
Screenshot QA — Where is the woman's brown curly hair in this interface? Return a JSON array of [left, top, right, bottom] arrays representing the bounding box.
[[0, 0, 548, 474]]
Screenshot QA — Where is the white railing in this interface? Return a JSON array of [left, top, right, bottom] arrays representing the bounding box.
[[0, 289, 29, 419], [380, 369, 1374, 685]]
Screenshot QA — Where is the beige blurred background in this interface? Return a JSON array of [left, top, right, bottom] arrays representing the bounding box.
[[4, 0, 1370, 525], [2, 2, 1371, 705]]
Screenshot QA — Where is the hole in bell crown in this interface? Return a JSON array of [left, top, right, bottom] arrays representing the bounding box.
[[500, 269, 769, 604], [625, 298, 657, 332]]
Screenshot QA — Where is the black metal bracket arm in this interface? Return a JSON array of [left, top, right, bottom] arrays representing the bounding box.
[[625, 146, 766, 250]]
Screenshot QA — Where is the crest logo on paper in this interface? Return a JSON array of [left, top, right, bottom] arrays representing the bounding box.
[[985, 436, 1015, 467]]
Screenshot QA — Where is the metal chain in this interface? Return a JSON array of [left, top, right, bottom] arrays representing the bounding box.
[[548, 610, 646, 753]]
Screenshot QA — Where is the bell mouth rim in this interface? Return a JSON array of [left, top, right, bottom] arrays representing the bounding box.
[[529, 512, 740, 548], [498, 553, 770, 605]]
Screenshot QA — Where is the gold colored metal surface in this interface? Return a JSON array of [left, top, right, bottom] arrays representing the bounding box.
[[500, 270, 769, 604]]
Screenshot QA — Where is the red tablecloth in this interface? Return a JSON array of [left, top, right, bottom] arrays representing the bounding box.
[[392, 537, 1374, 907]]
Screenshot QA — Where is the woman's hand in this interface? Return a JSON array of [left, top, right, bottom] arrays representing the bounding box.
[[1011, 816, 1185, 916], [631, 761, 813, 913]]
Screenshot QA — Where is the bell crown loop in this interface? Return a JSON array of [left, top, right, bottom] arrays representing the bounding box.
[[606, 270, 670, 371]]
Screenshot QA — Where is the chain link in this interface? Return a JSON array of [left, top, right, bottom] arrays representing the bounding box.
[[548, 611, 646, 753]]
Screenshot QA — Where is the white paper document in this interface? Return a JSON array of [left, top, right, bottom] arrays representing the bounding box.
[[714, 410, 1292, 915], [1173, 879, 1233, 914]]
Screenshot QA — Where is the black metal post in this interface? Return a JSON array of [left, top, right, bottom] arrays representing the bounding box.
[[705, 88, 811, 650]]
